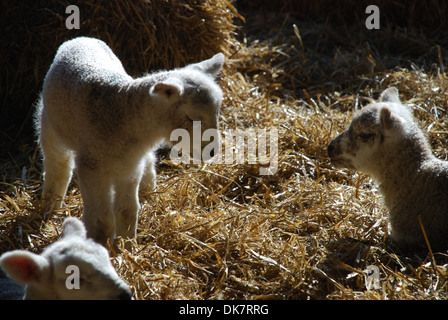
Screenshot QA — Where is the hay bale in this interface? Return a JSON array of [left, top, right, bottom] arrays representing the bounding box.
[[0, 0, 239, 149]]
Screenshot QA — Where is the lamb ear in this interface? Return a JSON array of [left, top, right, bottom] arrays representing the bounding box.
[[380, 106, 404, 133], [379, 87, 401, 103], [189, 53, 225, 78], [0, 251, 49, 285], [150, 78, 183, 101], [62, 217, 86, 239]]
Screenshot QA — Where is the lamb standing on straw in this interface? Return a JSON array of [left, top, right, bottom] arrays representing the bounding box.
[[35, 37, 224, 246], [0, 217, 132, 299], [327, 87, 448, 251]]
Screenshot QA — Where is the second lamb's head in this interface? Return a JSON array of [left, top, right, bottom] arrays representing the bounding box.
[[327, 87, 423, 178], [0, 217, 133, 300], [148, 53, 225, 162]]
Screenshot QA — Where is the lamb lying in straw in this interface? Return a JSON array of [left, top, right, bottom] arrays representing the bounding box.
[[328, 87, 448, 251]]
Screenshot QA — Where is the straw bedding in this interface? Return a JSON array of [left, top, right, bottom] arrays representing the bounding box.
[[1, 0, 448, 300]]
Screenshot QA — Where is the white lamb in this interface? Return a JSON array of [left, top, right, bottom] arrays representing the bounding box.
[[35, 37, 224, 246], [0, 217, 132, 299], [327, 87, 448, 251]]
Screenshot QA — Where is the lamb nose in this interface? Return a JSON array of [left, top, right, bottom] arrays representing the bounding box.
[[210, 149, 215, 158]]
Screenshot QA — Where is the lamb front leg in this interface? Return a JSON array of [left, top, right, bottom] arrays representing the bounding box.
[[113, 172, 142, 243], [77, 165, 115, 247]]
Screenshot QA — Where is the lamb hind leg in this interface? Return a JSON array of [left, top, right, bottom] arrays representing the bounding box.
[[39, 122, 74, 217], [139, 151, 156, 195], [41, 153, 74, 213]]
